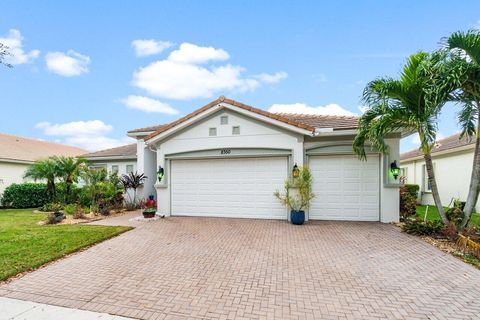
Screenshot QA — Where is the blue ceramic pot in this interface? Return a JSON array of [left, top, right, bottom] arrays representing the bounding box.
[[290, 210, 305, 225]]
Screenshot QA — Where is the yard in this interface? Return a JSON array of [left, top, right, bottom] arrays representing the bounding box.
[[416, 205, 480, 227], [0, 209, 131, 281]]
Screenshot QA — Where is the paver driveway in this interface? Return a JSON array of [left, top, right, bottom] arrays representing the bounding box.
[[1, 212, 480, 320]]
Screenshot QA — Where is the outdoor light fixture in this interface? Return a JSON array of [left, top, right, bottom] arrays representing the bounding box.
[[390, 160, 400, 180], [292, 163, 300, 178], [157, 165, 165, 182]]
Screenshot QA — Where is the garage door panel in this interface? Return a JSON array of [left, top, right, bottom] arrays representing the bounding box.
[[171, 157, 287, 219], [309, 154, 380, 221]]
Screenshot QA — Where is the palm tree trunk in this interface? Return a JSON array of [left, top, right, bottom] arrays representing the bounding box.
[[424, 153, 448, 223], [460, 125, 480, 229]]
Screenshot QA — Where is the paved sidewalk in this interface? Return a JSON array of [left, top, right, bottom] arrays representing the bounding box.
[[0, 297, 132, 320]]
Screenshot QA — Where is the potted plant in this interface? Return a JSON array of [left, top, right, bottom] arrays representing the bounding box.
[[274, 166, 314, 225], [143, 196, 157, 218]]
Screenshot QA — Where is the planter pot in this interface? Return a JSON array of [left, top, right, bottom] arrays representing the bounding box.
[[290, 210, 305, 225], [143, 212, 156, 219]]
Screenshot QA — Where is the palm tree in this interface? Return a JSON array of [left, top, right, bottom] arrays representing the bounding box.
[[446, 30, 480, 228], [54, 156, 86, 203], [24, 158, 58, 200], [353, 52, 454, 223]]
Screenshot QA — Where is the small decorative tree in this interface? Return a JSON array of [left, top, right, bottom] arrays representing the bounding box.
[[120, 172, 147, 210], [274, 166, 314, 225]]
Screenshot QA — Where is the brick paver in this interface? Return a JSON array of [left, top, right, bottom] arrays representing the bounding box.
[[1, 212, 479, 319]]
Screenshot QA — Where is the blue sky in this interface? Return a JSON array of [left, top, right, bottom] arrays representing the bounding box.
[[0, 1, 478, 151]]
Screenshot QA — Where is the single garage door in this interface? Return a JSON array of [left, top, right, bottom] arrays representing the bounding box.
[[309, 154, 380, 221], [171, 157, 288, 219]]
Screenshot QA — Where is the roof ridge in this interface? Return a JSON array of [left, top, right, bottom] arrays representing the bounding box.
[[273, 112, 359, 119], [82, 143, 136, 155]]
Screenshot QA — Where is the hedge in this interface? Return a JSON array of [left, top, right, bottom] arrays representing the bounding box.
[[1, 183, 49, 208], [1, 182, 81, 208]]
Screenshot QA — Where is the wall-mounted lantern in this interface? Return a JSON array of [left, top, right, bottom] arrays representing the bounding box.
[[292, 163, 300, 178], [157, 165, 165, 182], [390, 160, 400, 180]]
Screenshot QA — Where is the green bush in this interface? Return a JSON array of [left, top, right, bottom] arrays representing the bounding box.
[[402, 218, 443, 236], [40, 202, 63, 212], [400, 184, 419, 220], [1, 183, 49, 208], [63, 203, 76, 215], [403, 184, 420, 197]]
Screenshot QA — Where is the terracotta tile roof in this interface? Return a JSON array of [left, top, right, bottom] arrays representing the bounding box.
[[400, 132, 476, 161], [274, 113, 359, 130], [128, 124, 167, 134], [0, 133, 87, 163], [82, 143, 137, 159], [145, 96, 358, 141]]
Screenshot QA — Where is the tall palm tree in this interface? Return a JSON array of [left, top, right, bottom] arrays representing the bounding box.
[[353, 52, 454, 223], [446, 30, 480, 228], [54, 156, 86, 203], [24, 158, 58, 200]]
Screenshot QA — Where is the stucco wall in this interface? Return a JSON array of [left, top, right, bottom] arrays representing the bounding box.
[[401, 149, 479, 211], [153, 109, 305, 217], [0, 161, 30, 198], [87, 159, 137, 176]]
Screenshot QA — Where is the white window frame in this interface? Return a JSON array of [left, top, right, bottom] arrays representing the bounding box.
[[111, 165, 119, 173], [220, 115, 228, 125], [126, 164, 134, 174], [232, 126, 240, 135], [209, 127, 217, 136], [422, 163, 434, 192]]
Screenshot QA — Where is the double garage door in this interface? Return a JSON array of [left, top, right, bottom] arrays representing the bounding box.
[[170, 154, 380, 221]]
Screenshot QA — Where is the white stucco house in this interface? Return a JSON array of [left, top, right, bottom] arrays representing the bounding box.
[[121, 96, 403, 222], [400, 133, 479, 211], [83, 144, 138, 178], [0, 133, 87, 200]]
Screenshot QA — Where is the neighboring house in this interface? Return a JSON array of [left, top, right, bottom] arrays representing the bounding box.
[[400, 132, 479, 211], [0, 133, 87, 197], [123, 96, 404, 222], [82, 144, 137, 176]]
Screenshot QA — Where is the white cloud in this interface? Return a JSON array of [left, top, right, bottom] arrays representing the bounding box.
[[0, 29, 40, 65], [168, 43, 229, 64], [358, 106, 369, 113], [45, 50, 90, 76], [35, 120, 131, 151], [120, 95, 179, 114], [131, 39, 173, 57], [131, 42, 285, 100], [268, 103, 356, 116], [411, 132, 445, 147], [254, 71, 288, 84]]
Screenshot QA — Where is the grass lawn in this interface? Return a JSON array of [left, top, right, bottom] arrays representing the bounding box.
[[416, 205, 480, 227], [0, 209, 132, 281]]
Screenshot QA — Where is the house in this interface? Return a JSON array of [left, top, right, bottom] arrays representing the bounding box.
[[124, 96, 403, 222], [82, 143, 138, 176], [400, 132, 479, 211], [0, 133, 87, 197]]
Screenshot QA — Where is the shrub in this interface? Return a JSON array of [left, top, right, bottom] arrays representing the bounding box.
[[63, 203, 76, 215], [73, 204, 88, 219], [402, 218, 443, 236], [40, 202, 63, 212], [441, 222, 459, 240], [400, 184, 419, 220], [1, 183, 49, 208]]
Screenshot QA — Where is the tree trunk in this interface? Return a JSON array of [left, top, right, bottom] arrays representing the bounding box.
[[460, 125, 480, 229], [424, 153, 448, 223]]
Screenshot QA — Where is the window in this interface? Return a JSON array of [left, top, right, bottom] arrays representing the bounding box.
[[209, 127, 217, 136], [89, 164, 107, 171], [422, 164, 433, 192], [111, 165, 119, 173], [399, 167, 408, 184], [126, 165, 134, 174], [220, 115, 228, 125], [232, 126, 240, 135]]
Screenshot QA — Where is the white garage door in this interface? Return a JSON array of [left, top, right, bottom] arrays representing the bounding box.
[[171, 157, 288, 219], [309, 154, 380, 221]]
